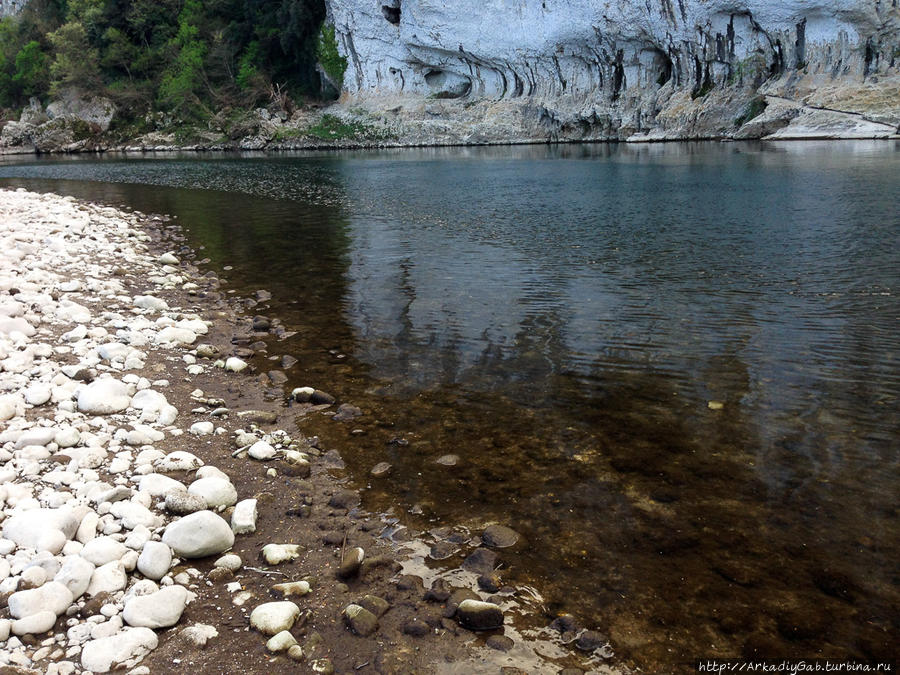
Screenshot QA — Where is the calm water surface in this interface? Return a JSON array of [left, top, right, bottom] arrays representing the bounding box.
[[2, 142, 898, 672]]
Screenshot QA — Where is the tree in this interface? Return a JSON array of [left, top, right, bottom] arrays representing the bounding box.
[[157, 0, 207, 113], [13, 40, 50, 97], [48, 21, 101, 95]]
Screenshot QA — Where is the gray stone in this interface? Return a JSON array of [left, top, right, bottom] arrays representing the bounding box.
[[162, 511, 234, 558], [482, 524, 520, 548], [342, 604, 378, 636], [165, 491, 208, 515], [456, 599, 504, 631], [123, 585, 189, 628]]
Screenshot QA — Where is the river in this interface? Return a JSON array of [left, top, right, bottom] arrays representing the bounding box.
[[2, 141, 898, 673]]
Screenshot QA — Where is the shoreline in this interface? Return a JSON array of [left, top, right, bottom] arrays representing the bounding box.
[[3, 133, 900, 157], [0, 188, 618, 674]]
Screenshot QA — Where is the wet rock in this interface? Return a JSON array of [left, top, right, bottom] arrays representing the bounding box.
[[436, 454, 459, 466], [281, 355, 297, 368], [445, 588, 480, 618], [456, 599, 504, 631], [342, 604, 378, 636], [424, 579, 451, 603], [262, 543, 301, 565], [486, 635, 514, 652], [575, 629, 607, 651], [477, 573, 502, 593], [549, 614, 580, 634], [237, 410, 277, 425], [310, 390, 335, 405], [461, 548, 498, 575], [403, 618, 430, 637], [162, 511, 235, 558], [337, 547, 365, 579], [482, 525, 520, 548], [332, 404, 362, 421], [370, 462, 392, 478], [250, 601, 300, 635], [429, 541, 460, 560], [252, 316, 271, 331], [310, 658, 334, 674], [328, 490, 360, 510], [359, 594, 390, 618], [291, 387, 315, 402]]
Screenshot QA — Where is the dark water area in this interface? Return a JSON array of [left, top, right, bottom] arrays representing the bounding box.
[[2, 142, 898, 672]]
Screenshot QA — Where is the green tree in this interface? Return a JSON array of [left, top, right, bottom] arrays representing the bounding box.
[[13, 40, 50, 97], [158, 0, 207, 113], [48, 21, 101, 95]]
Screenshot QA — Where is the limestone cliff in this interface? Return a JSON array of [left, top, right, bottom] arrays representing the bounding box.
[[326, 0, 900, 141], [0, 0, 26, 17]]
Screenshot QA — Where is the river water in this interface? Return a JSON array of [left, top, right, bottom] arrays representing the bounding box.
[[2, 142, 898, 673]]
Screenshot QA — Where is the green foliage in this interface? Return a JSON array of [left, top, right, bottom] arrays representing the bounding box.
[[13, 40, 49, 96], [158, 1, 207, 114], [48, 21, 101, 95], [316, 23, 345, 86], [235, 40, 261, 90], [734, 96, 768, 127], [0, 0, 330, 117], [305, 113, 386, 141]]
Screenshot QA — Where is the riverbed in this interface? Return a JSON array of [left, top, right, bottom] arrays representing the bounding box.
[[2, 140, 898, 672]]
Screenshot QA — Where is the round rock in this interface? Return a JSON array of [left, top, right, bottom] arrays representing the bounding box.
[[482, 525, 520, 549], [137, 541, 173, 581], [456, 599, 504, 631], [77, 378, 131, 415], [162, 511, 235, 559], [249, 601, 300, 636], [123, 585, 189, 629], [188, 476, 237, 508]]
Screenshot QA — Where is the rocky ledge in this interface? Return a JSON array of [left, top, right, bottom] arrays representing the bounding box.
[[0, 189, 619, 674]]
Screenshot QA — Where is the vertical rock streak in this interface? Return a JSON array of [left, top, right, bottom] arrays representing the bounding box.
[[326, 0, 900, 139]]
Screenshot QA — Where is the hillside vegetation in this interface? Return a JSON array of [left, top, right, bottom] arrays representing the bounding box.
[[0, 0, 332, 126]]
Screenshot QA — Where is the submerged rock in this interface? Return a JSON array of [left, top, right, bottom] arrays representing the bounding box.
[[456, 599, 504, 631]]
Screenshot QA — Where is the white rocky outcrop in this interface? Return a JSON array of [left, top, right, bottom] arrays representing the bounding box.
[[327, 0, 900, 141]]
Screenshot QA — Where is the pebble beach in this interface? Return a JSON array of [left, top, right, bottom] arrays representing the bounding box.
[[0, 188, 615, 675]]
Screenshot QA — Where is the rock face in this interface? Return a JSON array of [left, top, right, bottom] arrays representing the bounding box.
[[327, 0, 900, 140]]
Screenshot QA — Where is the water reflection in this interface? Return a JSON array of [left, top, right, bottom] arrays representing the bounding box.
[[1, 141, 897, 672]]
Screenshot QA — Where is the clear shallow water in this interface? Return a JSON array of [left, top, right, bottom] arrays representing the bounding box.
[[2, 142, 898, 672]]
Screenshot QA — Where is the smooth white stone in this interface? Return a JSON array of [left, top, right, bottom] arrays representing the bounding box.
[[86, 560, 127, 596], [54, 555, 95, 599], [122, 585, 189, 629], [162, 511, 234, 559], [249, 601, 300, 636], [187, 477, 237, 508], [248, 440, 277, 460], [189, 421, 214, 436], [8, 581, 74, 619], [137, 541, 172, 581], [80, 626, 158, 673], [224, 357, 248, 373], [77, 379, 130, 415], [231, 499, 258, 535], [80, 536, 127, 566]]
